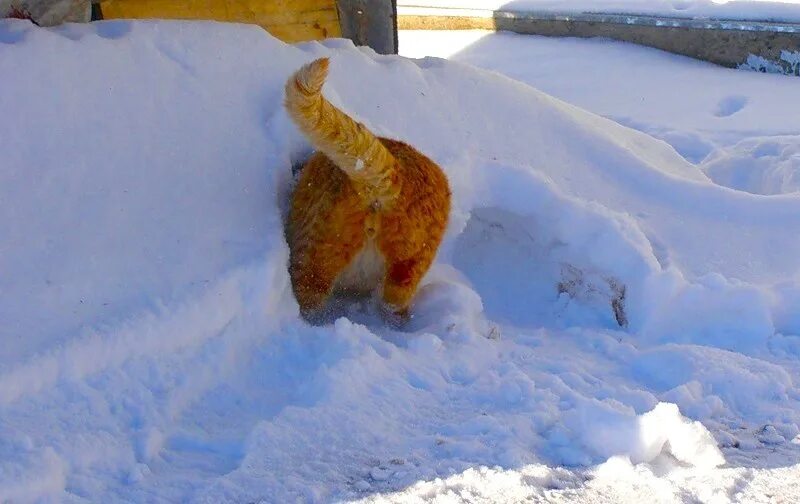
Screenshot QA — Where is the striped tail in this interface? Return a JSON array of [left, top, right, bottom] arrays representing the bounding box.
[[284, 57, 399, 205]]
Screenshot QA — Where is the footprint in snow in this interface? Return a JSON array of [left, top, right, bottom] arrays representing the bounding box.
[[714, 96, 749, 118], [95, 21, 133, 40]]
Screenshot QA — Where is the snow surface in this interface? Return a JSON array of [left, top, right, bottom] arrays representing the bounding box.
[[1, 19, 799, 502], [398, 0, 800, 24], [400, 30, 800, 187]]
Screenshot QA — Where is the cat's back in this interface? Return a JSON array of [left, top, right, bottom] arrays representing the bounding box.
[[379, 138, 450, 211]]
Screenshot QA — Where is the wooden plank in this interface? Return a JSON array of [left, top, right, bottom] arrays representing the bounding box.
[[100, 0, 342, 41], [101, 0, 336, 18], [265, 18, 341, 42], [101, 0, 339, 24]]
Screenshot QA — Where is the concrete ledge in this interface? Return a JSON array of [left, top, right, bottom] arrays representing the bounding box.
[[399, 7, 800, 74]]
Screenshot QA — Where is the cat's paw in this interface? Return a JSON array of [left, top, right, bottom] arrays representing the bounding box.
[[379, 303, 410, 328]]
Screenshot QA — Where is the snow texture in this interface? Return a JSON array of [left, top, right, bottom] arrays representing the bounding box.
[[0, 19, 798, 502]]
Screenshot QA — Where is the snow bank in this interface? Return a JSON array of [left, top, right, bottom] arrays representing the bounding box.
[[702, 136, 800, 195], [0, 19, 298, 366], [401, 28, 800, 343], [1, 19, 799, 501], [400, 30, 800, 164], [569, 402, 724, 468]]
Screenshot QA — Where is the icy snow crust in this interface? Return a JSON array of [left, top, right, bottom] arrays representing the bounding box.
[[0, 19, 799, 502]]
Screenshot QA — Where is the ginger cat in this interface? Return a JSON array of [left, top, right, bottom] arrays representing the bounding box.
[[284, 57, 450, 322]]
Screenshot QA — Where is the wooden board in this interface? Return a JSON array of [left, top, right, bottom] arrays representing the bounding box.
[[100, 0, 342, 42]]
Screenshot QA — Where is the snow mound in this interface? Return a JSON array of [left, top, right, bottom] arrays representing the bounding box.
[[574, 402, 724, 468], [702, 136, 800, 195], [1, 19, 799, 501], [400, 30, 800, 167], [356, 402, 724, 502]]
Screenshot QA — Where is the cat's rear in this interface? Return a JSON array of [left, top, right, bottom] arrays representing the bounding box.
[[284, 58, 450, 321]]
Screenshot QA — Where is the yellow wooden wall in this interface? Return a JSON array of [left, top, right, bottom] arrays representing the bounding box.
[[100, 0, 342, 42]]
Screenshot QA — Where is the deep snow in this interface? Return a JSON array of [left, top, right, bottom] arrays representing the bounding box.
[[1, 19, 799, 502], [399, 30, 800, 164]]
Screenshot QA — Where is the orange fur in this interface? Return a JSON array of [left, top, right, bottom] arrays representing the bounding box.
[[284, 57, 451, 321]]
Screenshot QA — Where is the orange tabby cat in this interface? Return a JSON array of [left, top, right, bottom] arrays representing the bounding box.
[[284, 57, 451, 321]]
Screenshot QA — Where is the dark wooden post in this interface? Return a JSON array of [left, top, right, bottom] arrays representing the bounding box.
[[336, 0, 398, 54]]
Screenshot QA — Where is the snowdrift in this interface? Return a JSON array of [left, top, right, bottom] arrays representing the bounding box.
[[0, 19, 798, 501], [702, 136, 800, 195]]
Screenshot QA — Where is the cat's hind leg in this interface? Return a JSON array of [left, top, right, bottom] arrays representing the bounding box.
[[290, 231, 366, 320], [381, 257, 430, 321]]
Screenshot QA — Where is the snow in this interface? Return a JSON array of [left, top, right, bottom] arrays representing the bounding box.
[[398, 0, 800, 24], [400, 30, 800, 164], [401, 30, 800, 193], [1, 18, 799, 502], [702, 136, 800, 195]]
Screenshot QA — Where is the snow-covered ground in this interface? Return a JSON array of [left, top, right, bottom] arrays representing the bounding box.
[[1, 19, 799, 502], [398, 0, 800, 23], [401, 30, 800, 186]]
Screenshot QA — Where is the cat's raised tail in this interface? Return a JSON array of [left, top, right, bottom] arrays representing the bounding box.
[[284, 57, 399, 205]]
